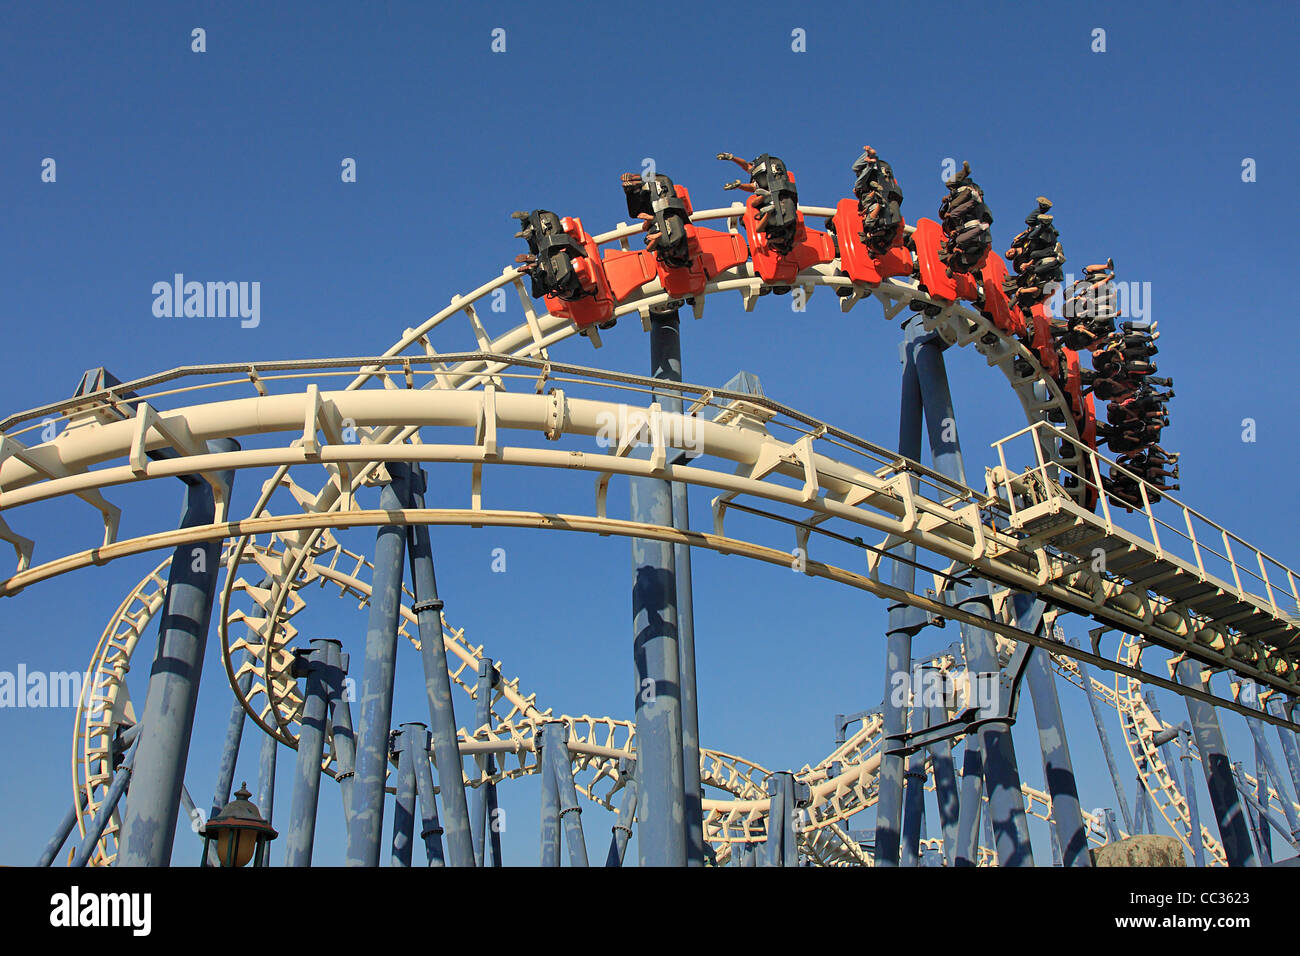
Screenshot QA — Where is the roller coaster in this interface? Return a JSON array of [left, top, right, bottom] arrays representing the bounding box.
[[8, 147, 1300, 868]]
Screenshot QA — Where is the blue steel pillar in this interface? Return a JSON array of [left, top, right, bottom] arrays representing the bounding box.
[[1177, 658, 1256, 866], [257, 726, 278, 831], [629, 312, 687, 867], [484, 767, 502, 867], [1233, 761, 1266, 862], [538, 724, 561, 867], [471, 658, 501, 867], [1025, 646, 1088, 866], [1075, 645, 1135, 834], [606, 761, 638, 867], [955, 581, 1033, 866], [284, 639, 338, 867], [1252, 755, 1273, 862], [210, 665, 253, 820], [900, 695, 929, 866], [1180, 729, 1206, 867], [1265, 696, 1300, 799], [876, 340, 927, 867], [782, 773, 803, 867], [391, 725, 419, 867], [323, 639, 355, 822], [982, 800, 998, 863], [912, 327, 1031, 865], [117, 438, 238, 867], [344, 470, 408, 867], [954, 742, 984, 866], [1102, 808, 1121, 842], [926, 697, 961, 866], [1145, 691, 1182, 824], [1012, 596, 1088, 865], [1131, 771, 1149, 834], [671, 479, 704, 866], [651, 310, 703, 865], [543, 722, 590, 866], [1240, 685, 1300, 841], [37, 800, 81, 867], [401, 463, 475, 867], [72, 736, 141, 867], [408, 725, 446, 866], [763, 773, 788, 867]]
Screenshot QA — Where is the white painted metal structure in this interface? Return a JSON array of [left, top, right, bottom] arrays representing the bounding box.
[[2, 204, 1296, 865]]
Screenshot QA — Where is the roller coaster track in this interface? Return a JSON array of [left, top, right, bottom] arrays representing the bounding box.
[[2, 202, 1295, 865], [72, 546, 1122, 866], [68, 526, 1297, 865]]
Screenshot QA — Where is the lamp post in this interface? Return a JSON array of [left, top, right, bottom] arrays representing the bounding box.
[[199, 782, 278, 867]]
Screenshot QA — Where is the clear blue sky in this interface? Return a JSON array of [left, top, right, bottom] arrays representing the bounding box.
[[2, 1, 1298, 866]]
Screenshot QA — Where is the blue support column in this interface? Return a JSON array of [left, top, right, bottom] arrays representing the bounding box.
[[1266, 695, 1300, 800], [672, 480, 704, 866], [37, 800, 80, 867], [1024, 645, 1088, 865], [1234, 761, 1267, 863], [954, 741, 984, 866], [900, 696, 928, 866], [1103, 808, 1121, 842], [926, 698, 961, 867], [876, 343, 926, 867], [470, 658, 500, 867], [1177, 658, 1256, 866], [782, 774, 802, 868], [210, 666, 253, 820], [649, 310, 703, 866], [538, 724, 561, 867], [73, 736, 140, 867], [1013, 596, 1089, 866], [912, 327, 1032, 865], [951, 581, 1033, 865], [606, 761, 638, 867], [1076, 647, 1135, 834], [1252, 754, 1273, 862], [408, 725, 446, 866], [484, 766, 502, 867], [1131, 773, 1148, 834], [629, 312, 687, 868], [257, 725, 278, 832], [1145, 691, 1182, 830], [391, 725, 419, 867], [323, 639, 355, 822], [982, 798, 998, 864], [284, 639, 338, 867], [401, 463, 475, 867], [763, 773, 787, 867], [117, 439, 238, 866], [344, 470, 408, 867], [1180, 729, 1206, 867], [543, 722, 589, 866], [1241, 685, 1300, 841]]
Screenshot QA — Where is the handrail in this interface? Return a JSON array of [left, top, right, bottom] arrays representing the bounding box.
[[991, 419, 1300, 622]]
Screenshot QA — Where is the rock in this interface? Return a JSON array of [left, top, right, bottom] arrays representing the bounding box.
[[1090, 835, 1187, 867]]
